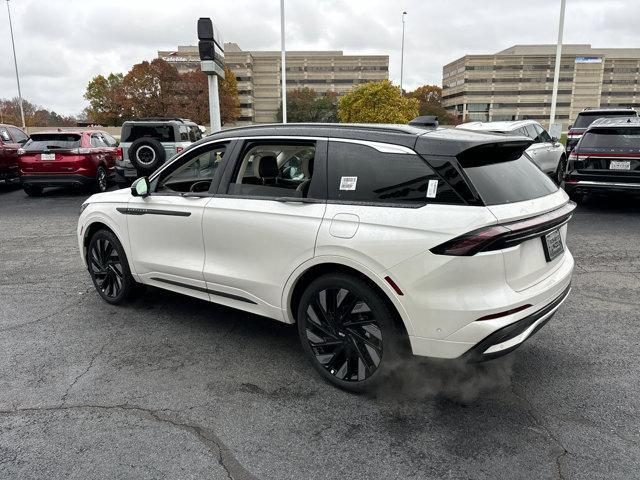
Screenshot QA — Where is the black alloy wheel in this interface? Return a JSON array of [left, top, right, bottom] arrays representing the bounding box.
[[556, 155, 567, 185], [95, 165, 108, 192], [87, 229, 140, 304], [298, 273, 403, 392]]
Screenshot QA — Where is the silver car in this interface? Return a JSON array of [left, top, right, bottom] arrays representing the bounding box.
[[458, 120, 567, 184], [115, 117, 203, 186]]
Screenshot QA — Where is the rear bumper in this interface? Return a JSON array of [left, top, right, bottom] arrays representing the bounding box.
[[20, 174, 95, 187], [565, 179, 640, 194], [462, 284, 571, 361], [115, 165, 138, 180]]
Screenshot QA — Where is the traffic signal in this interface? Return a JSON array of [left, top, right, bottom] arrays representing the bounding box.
[[198, 17, 224, 67]]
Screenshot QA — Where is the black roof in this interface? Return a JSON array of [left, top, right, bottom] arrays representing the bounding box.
[[580, 107, 638, 114], [205, 123, 531, 157], [123, 117, 197, 124]]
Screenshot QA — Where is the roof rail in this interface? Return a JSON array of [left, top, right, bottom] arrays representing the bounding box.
[[134, 117, 192, 123], [583, 106, 635, 111]]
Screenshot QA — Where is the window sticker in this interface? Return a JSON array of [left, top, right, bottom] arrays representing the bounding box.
[[426, 179, 438, 198], [339, 176, 358, 191]]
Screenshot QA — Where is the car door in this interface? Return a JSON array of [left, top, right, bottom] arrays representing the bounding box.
[[522, 124, 548, 171], [201, 137, 328, 319], [533, 123, 562, 173], [125, 140, 233, 300]]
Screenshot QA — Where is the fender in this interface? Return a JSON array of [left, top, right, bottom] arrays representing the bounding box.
[[78, 204, 138, 280], [280, 254, 415, 336]]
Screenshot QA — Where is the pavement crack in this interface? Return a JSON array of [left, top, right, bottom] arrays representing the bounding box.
[[0, 403, 258, 480], [60, 341, 111, 407], [510, 384, 569, 480]]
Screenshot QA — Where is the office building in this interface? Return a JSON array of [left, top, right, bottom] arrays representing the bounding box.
[[159, 44, 389, 124], [442, 44, 640, 128]]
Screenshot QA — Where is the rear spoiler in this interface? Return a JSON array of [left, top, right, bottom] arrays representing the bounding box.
[[456, 140, 533, 168]]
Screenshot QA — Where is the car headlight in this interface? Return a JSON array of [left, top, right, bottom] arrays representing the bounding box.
[[80, 202, 90, 214]]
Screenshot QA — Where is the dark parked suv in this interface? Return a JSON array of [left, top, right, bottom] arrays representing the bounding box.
[[0, 124, 29, 183], [564, 116, 640, 200], [566, 107, 638, 153]]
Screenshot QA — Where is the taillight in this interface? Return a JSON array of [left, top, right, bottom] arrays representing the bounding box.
[[116, 147, 123, 161], [176, 146, 184, 154], [431, 202, 576, 256]]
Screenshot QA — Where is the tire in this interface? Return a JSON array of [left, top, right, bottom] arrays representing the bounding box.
[[94, 165, 108, 193], [555, 155, 567, 185], [297, 273, 405, 393], [87, 229, 141, 305], [23, 184, 43, 197], [129, 138, 166, 174], [568, 189, 586, 204]]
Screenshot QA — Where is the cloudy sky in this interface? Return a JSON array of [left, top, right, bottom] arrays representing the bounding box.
[[1, 0, 638, 116]]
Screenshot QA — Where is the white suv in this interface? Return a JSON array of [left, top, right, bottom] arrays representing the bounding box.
[[77, 124, 575, 392]]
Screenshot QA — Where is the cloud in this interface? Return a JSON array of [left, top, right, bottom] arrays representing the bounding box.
[[1, 0, 637, 116]]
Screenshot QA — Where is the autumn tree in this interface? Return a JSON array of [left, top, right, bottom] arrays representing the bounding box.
[[119, 59, 180, 119], [275, 88, 338, 122], [218, 66, 240, 125], [406, 84, 459, 125], [337, 80, 419, 124], [84, 73, 124, 125], [0, 97, 75, 127]]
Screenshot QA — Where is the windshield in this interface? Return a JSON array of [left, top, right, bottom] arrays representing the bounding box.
[[580, 128, 640, 151], [573, 112, 637, 129], [23, 134, 81, 151]]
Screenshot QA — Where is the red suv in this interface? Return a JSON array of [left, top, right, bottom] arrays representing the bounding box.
[[0, 124, 29, 184], [19, 130, 120, 196]]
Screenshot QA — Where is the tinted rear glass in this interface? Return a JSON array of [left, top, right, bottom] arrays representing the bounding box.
[[462, 154, 557, 205], [573, 112, 637, 129], [121, 124, 176, 143], [24, 134, 81, 151], [580, 128, 640, 151]]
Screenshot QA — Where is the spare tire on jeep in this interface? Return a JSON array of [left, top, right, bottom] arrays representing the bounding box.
[[129, 137, 166, 173]]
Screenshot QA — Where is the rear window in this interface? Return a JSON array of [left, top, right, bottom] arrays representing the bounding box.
[[24, 134, 81, 151], [121, 124, 176, 143], [459, 145, 557, 205], [580, 128, 640, 151], [573, 112, 637, 129]]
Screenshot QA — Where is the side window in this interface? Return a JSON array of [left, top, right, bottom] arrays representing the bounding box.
[[327, 141, 461, 206], [190, 126, 203, 141], [90, 135, 106, 148], [179, 125, 190, 141], [534, 124, 552, 143], [102, 133, 117, 147], [525, 124, 539, 142], [154, 142, 228, 194], [0, 128, 11, 142], [228, 141, 317, 199], [8, 127, 28, 144]]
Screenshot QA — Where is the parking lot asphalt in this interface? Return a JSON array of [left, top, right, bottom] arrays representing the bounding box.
[[0, 183, 638, 480]]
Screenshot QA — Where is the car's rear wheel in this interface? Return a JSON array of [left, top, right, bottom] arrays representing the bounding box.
[[555, 155, 567, 185], [94, 166, 108, 193], [23, 184, 43, 197], [297, 273, 404, 392], [87, 229, 141, 305]]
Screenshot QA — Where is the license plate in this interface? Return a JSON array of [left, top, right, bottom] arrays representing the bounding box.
[[40, 153, 56, 161], [542, 229, 564, 262], [610, 160, 630, 170]]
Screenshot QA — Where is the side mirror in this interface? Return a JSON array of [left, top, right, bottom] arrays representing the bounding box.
[[19, 138, 28, 145], [131, 177, 150, 197], [568, 124, 572, 130], [551, 136, 558, 143]]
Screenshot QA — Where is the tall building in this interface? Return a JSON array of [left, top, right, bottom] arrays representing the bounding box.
[[442, 45, 640, 128], [158, 43, 389, 124]]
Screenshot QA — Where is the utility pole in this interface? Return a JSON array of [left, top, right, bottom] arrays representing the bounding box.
[[280, 0, 287, 123], [549, 0, 566, 129], [400, 11, 407, 96], [6, 0, 26, 130]]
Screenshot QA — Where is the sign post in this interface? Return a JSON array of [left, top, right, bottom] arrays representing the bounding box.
[[198, 18, 225, 134]]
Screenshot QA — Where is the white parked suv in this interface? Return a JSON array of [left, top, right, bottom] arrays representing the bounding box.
[[77, 123, 575, 391], [457, 120, 567, 184]]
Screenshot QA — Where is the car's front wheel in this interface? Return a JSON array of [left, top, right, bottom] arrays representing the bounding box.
[[87, 229, 141, 305], [94, 165, 108, 193], [555, 155, 567, 185], [297, 273, 405, 392]]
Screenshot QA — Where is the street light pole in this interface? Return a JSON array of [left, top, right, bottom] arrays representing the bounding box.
[[400, 11, 407, 96], [6, 0, 26, 130], [280, 0, 287, 123], [549, 0, 566, 127]]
